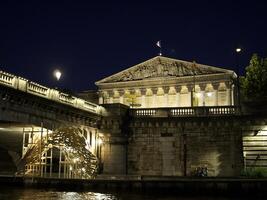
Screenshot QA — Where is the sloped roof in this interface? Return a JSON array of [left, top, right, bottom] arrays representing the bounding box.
[[96, 56, 235, 85]]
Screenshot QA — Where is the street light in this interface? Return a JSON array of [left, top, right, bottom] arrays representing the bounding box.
[[53, 69, 62, 81], [236, 48, 242, 53]]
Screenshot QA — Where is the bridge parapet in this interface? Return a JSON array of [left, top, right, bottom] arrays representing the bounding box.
[[0, 70, 102, 115], [28, 81, 49, 96], [0, 70, 15, 86], [130, 106, 239, 117]]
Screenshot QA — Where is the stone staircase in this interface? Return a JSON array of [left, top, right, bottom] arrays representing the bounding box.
[[243, 128, 267, 169]]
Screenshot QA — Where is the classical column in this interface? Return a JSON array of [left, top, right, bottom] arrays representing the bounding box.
[[168, 86, 177, 107], [175, 86, 181, 107], [188, 84, 194, 107], [107, 90, 113, 104], [180, 85, 190, 107], [145, 88, 153, 108], [163, 86, 169, 107], [134, 89, 142, 108], [140, 88, 146, 108], [212, 82, 220, 106], [156, 87, 165, 107], [199, 84, 206, 106], [119, 90, 125, 104], [225, 82, 231, 106], [204, 83, 215, 106], [122, 89, 131, 106], [151, 87, 158, 108], [99, 91, 104, 104], [113, 90, 120, 103]]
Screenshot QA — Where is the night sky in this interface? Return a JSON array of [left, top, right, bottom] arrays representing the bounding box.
[[0, 1, 266, 92]]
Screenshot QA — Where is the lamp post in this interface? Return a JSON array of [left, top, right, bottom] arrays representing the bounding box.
[[235, 48, 242, 110]]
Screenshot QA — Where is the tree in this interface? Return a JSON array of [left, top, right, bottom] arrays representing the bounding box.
[[124, 93, 141, 108], [241, 54, 267, 100]]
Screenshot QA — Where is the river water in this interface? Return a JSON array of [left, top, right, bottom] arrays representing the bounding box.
[[0, 187, 260, 200]]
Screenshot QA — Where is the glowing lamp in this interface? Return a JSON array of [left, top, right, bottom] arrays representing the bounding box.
[[207, 92, 212, 97], [236, 48, 241, 53], [53, 69, 62, 81]]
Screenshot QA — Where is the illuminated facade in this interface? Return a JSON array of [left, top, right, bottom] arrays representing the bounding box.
[[96, 56, 237, 108], [1, 57, 263, 178]]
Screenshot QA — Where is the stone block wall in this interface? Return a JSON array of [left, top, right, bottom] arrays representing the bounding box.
[[100, 104, 129, 175], [100, 104, 267, 177], [127, 117, 243, 177], [102, 141, 126, 174]]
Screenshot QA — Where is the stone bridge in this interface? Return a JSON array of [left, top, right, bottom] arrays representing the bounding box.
[[0, 70, 103, 129], [0, 71, 109, 178]]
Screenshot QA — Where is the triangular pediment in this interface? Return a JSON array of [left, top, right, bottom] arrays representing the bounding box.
[[96, 56, 234, 85]]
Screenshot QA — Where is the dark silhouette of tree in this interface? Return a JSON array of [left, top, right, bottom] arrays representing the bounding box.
[[241, 54, 267, 100]]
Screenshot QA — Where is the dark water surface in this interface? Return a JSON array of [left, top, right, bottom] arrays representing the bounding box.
[[0, 187, 261, 200]]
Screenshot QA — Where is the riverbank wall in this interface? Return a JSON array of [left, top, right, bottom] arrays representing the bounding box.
[[1, 175, 267, 196]]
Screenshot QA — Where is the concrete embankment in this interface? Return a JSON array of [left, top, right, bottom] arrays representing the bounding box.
[[1, 175, 267, 196]]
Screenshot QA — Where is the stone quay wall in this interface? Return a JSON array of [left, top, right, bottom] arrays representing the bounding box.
[[127, 116, 243, 177]]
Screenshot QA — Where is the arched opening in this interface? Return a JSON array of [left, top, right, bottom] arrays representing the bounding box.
[[21, 127, 99, 179]]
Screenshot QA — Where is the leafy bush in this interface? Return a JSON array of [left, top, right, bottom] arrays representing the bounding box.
[[241, 167, 267, 178]]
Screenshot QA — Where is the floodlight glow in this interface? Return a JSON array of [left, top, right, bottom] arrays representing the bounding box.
[[236, 48, 241, 53], [54, 69, 62, 81], [195, 93, 201, 98], [207, 92, 212, 97], [98, 138, 103, 145]]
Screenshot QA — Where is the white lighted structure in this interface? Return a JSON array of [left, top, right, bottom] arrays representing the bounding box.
[[96, 56, 237, 108], [0, 70, 101, 114]]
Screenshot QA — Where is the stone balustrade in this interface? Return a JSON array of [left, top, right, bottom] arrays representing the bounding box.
[[28, 82, 49, 96], [0, 70, 101, 114], [0, 71, 14, 85], [59, 93, 75, 104], [130, 106, 238, 117]]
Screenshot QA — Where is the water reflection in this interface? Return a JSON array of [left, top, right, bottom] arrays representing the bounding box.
[[0, 187, 260, 200], [60, 191, 117, 200], [0, 189, 117, 200]]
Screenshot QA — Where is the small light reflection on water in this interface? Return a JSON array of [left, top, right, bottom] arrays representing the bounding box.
[[0, 189, 117, 200], [0, 187, 261, 200], [60, 191, 117, 200]]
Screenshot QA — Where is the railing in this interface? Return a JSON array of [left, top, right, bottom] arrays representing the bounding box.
[[28, 82, 48, 96], [135, 109, 156, 116], [0, 70, 101, 114], [59, 93, 75, 105], [171, 108, 194, 116], [208, 106, 236, 115], [0, 71, 14, 85], [130, 106, 238, 117]]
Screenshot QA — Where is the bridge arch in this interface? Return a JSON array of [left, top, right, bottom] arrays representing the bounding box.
[[20, 126, 100, 179]]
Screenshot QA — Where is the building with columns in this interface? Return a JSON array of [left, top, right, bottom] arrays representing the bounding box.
[[1, 57, 265, 178], [96, 56, 237, 108]]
